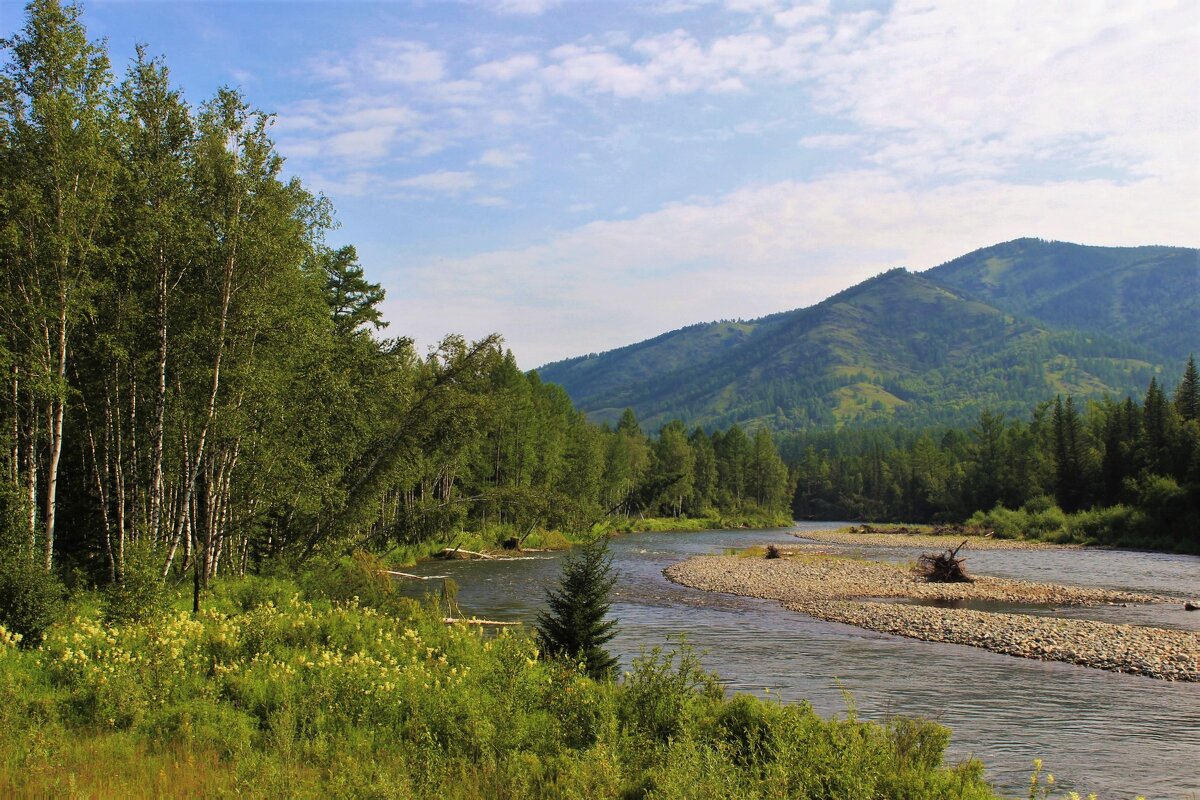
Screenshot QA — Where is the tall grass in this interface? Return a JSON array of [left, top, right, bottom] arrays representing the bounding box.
[[0, 564, 1000, 798]]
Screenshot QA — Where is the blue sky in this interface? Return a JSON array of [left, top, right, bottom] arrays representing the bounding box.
[[3, 0, 1197, 367]]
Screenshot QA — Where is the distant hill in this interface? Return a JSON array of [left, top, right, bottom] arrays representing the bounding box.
[[537, 239, 1196, 431], [927, 239, 1198, 362]]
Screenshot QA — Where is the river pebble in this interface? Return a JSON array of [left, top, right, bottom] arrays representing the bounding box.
[[664, 553, 1199, 682]]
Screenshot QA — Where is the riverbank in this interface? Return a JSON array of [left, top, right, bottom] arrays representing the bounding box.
[[794, 525, 1078, 551], [388, 514, 793, 566], [664, 551, 1200, 682]]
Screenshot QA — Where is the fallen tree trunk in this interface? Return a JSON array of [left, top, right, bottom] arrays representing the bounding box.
[[438, 547, 494, 560], [386, 570, 449, 580]]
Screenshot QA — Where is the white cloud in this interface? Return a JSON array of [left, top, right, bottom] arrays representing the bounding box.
[[309, 40, 448, 88], [774, 2, 829, 29], [643, 0, 710, 14], [390, 167, 1198, 367], [362, 40, 447, 84], [396, 170, 479, 193], [473, 146, 531, 169], [536, 23, 830, 100], [806, 1, 1199, 179], [798, 133, 861, 149], [483, 0, 562, 16], [325, 126, 398, 160], [471, 54, 540, 82]]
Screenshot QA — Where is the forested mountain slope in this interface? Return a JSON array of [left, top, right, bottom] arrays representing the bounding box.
[[538, 240, 1189, 432], [926, 239, 1198, 361]]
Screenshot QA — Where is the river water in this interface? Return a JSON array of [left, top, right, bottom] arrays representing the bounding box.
[[396, 523, 1200, 799]]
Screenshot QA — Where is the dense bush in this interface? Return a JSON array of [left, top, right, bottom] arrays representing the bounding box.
[[101, 544, 172, 625], [0, 488, 64, 646], [0, 555, 63, 647]]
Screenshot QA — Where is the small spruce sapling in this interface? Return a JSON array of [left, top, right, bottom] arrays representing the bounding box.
[[536, 536, 618, 679]]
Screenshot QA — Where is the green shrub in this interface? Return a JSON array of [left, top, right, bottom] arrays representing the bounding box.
[[966, 505, 1028, 539], [618, 641, 721, 744], [210, 574, 301, 612], [0, 550, 65, 647], [1065, 504, 1142, 545], [142, 699, 256, 758], [714, 694, 778, 765], [0, 484, 64, 646], [297, 550, 413, 614], [887, 716, 951, 773], [102, 544, 170, 625]]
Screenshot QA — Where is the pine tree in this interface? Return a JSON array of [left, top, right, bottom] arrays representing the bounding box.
[[1052, 396, 1085, 512], [536, 536, 618, 679], [1175, 356, 1199, 422]]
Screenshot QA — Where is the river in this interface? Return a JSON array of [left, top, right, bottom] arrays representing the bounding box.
[[396, 522, 1200, 799]]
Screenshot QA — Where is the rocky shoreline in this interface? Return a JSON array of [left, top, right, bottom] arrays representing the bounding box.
[[792, 527, 1074, 550], [664, 552, 1199, 682]]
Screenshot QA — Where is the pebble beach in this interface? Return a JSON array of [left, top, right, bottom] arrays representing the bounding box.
[[664, 550, 1200, 681]]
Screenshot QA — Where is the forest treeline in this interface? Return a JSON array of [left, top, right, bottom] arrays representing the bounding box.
[[782, 358, 1200, 552], [0, 0, 791, 600]]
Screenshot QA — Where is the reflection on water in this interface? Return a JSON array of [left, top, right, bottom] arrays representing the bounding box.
[[396, 523, 1200, 799]]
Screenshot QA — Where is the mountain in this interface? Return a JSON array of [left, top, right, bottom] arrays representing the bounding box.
[[537, 239, 1195, 431], [927, 239, 1198, 361]]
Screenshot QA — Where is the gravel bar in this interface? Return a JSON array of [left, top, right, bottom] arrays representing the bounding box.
[[793, 528, 1075, 550], [664, 553, 1199, 682]]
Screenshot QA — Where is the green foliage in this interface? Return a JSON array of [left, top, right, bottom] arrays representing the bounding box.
[[0, 568, 1000, 798], [101, 544, 170, 625], [618, 640, 722, 744], [0, 550, 64, 648], [967, 502, 1069, 541], [0, 484, 64, 646], [536, 536, 618, 679], [714, 693, 780, 765]]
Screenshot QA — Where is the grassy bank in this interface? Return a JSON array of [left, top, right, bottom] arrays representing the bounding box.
[[386, 514, 794, 566], [966, 500, 1200, 555], [603, 512, 793, 535], [0, 558, 999, 799]]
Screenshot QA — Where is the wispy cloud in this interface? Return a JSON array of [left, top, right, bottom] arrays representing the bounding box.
[[391, 167, 1198, 366], [397, 170, 479, 194], [473, 146, 531, 169], [317, 39, 448, 85], [805, 1, 1199, 179], [481, 0, 563, 16], [255, 0, 1199, 367]]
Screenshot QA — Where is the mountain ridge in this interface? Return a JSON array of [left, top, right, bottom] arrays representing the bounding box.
[[537, 239, 1195, 431]]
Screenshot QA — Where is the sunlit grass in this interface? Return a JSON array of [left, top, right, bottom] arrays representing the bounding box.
[[0, 566, 1004, 799]]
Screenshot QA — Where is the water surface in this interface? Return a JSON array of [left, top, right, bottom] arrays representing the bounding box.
[[397, 523, 1200, 799]]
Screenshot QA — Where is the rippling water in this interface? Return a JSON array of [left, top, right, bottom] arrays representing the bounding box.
[[396, 523, 1200, 799]]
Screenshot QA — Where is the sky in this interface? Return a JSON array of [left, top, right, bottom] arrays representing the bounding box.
[[3, 0, 1198, 368]]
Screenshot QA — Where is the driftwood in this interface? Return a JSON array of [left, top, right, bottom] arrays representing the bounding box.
[[442, 617, 521, 626], [915, 540, 974, 583], [437, 547, 494, 560], [386, 570, 449, 580]]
